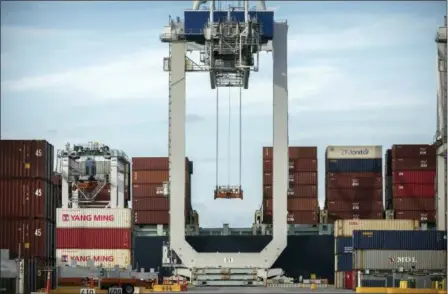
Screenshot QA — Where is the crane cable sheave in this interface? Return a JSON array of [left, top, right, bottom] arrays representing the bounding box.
[[192, 0, 267, 10]]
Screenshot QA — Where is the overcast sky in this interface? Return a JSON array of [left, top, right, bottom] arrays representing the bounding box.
[[1, 1, 446, 227]]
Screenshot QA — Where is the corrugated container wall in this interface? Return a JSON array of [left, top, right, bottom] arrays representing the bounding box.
[[56, 208, 132, 228], [352, 230, 447, 250], [0, 140, 57, 264], [335, 237, 353, 254], [335, 254, 352, 271], [325, 145, 383, 223], [353, 250, 446, 270], [56, 228, 132, 249], [334, 219, 419, 237], [56, 249, 131, 268], [388, 144, 437, 223], [131, 157, 193, 225], [262, 146, 318, 225]]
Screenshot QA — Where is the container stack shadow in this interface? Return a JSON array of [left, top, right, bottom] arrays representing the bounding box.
[[262, 146, 319, 225]]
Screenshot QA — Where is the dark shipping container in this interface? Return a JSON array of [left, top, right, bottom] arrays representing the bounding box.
[[392, 184, 435, 198], [56, 228, 131, 249], [133, 183, 191, 198], [326, 200, 383, 213], [335, 237, 352, 254], [328, 211, 383, 223], [132, 234, 335, 283], [326, 188, 382, 202], [392, 198, 435, 211], [392, 158, 436, 171], [0, 218, 55, 259], [0, 178, 56, 222], [132, 197, 191, 213], [394, 210, 436, 222], [385, 149, 392, 176], [0, 140, 54, 180], [335, 254, 352, 271], [132, 170, 190, 185], [264, 198, 318, 212], [392, 171, 436, 184], [132, 157, 192, 172], [263, 172, 317, 185], [263, 211, 318, 225], [391, 145, 436, 158], [327, 173, 382, 189], [263, 146, 317, 160], [264, 185, 317, 198], [326, 159, 382, 173], [352, 230, 447, 250], [263, 159, 317, 172]]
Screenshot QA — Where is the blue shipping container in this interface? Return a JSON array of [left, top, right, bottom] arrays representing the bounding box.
[[326, 159, 382, 173], [183, 10, 274, 40], [353, 230, 447, 250], [335, 254, 352, 271], [335, 237, 353, 254]]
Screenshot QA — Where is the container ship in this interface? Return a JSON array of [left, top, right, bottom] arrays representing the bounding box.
[[0, 141, 445, 292]]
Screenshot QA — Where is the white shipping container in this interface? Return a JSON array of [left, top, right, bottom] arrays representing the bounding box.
[[334, 219, 419, 237], [56, 208, 131, 228], [56, 249, 131, 268], [326, 145, 382, 159], [353, 250, 446, 270]]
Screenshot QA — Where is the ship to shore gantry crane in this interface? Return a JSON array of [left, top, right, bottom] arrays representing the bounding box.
[[435, 16, 447, 231], [160, 0, 289, 285]]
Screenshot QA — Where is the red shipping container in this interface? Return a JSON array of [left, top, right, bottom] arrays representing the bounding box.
[[263, 159, 317, 172], [392, 145, 436, 158], [392, 184, 435, 198], [327, 172, 382, 178], [0, 140, 54, 180], [392, 171, 436, 184], [56, 228, 131, 249], [264, 198, 318, 212], [264, 185, 317, 198], [326, 188, 382, 202], [132, 157, 192, 172], [132, 197, 170, 211], [132, 183, 191, 198], [327, 173, 382, 189], [263, 172, 317, 185], [345, 272, 354, 290], [394, 210, 436, 222], [326, 200, 383, 212], [263, 211, 318, 225], [328, 211, 383, 222], [0, 178, 56, 222], [132, 170, 190, 184], [392, 158, 436, 171], [263, 146, 317, 160], [134, 211, 170, 225], [392, 198, 435, 211], [0, 218, 54, 259]]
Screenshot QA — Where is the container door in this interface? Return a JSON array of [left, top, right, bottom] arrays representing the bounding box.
[[344, 271, 353, 289]]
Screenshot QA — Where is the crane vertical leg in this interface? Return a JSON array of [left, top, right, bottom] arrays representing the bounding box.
[[436, 144, 447, 230], [169, 41, 189, 258], [271, 21, 288, 254]]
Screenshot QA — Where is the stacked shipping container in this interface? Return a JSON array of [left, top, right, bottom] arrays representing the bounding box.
[[132, 157, 193, 225], [333, 219, 420, 289], [325, 146, 384, 223], [56, 208, 132, 268], [262, 146, 319, 224], [0, 140, 57, 293], [387, 145, 437, 223]]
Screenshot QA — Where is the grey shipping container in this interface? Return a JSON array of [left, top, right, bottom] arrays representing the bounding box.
[[353, 250, 446, 270]]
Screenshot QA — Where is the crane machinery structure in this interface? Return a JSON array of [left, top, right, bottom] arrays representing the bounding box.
[[56, 142, 130, 209], [160, 0, 289, 286], [435, 16, 447, 231]]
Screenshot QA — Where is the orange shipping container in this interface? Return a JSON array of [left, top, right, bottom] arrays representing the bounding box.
[[132, 157, 192, 172], [264, 198, 318, 212], [132, 170, 190, 184], [262, 146, 317, 160], [263, 211, 318, 225], [264, 185, 317, 199], [263, 172, 317, 185]]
